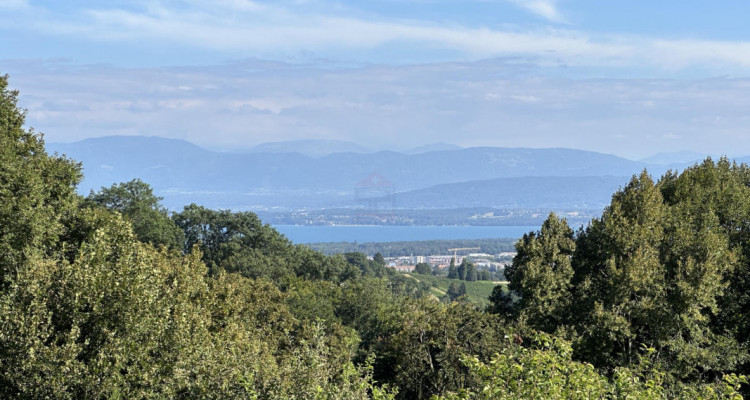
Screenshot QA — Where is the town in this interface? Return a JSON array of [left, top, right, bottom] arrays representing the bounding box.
[[384, 251, 515, 274]]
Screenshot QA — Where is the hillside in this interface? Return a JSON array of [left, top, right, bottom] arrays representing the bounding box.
[[406, 273, 504, 306], [394, 175, 628, 209]]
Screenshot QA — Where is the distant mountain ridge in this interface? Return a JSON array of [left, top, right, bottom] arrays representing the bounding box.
[[395, 176, 627, 209], [247, 139, 370, 157], [639, 151, 717, 165], [405, 142, 462, 154], [46, 135, 699, 211]]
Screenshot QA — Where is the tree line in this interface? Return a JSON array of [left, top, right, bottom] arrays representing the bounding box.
[[0, 74, 747, 399], [307, 238, 516, 257]]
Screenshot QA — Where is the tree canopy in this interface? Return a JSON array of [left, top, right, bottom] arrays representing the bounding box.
[[85, 178, 184, 249], [494, 164, 750, 382]]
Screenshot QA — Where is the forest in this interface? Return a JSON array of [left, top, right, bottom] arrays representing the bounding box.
[[1, 73, 749, 399]]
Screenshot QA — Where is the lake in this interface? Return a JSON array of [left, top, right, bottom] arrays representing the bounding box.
[[273, 225, 539, 243]]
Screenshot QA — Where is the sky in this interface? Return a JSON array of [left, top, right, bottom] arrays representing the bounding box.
[[2, 0, 750, 159]]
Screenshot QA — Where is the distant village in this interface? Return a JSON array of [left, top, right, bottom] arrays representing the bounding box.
[[385, 251, 515, 273]]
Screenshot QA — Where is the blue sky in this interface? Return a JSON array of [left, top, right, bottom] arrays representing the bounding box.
[[2, 0, 750, 158]]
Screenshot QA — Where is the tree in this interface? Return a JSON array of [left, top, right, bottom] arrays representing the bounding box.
[[377, 299, 506, 399], [85, 179, 184, 249], [374, 252, 386, 266], [436, 334, 747, 400], [413, 262, 432, 275], [479, 269, 492, 281], [568, 169, 744, 376], [446, 282, 466, 302], [174, 204, 360, 283], [447, 258, 458, 279], [656, 159, 748, 376], [346, 252, 386, 277], [457, 259, 468, 280], [499, 213, 575, 333], [487, 285, 516, 320], [465, 261, 478, 282], [0, 74, 81, 285], [571, 172, 671, 367], [173, 204, 291, 277]]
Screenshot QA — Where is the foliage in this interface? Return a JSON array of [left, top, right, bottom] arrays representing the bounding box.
[[174, 204, 359, 283], [344, 252, 388, 277], [499, 166, 750, 381], [0, 74, 81, 286], [446, 282, 467, 301], [503, 212, 575, 332], [373, 299, 507, 400], [447, 258, 458, 279], [414, 262, 433, 275], [84, 178, 184, 249], [436, 334, 747, 400]]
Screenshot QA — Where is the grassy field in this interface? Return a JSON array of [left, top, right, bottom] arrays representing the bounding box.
[[404, 272, 506, 306]]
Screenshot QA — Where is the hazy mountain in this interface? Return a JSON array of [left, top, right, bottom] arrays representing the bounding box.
[[394, 176, 628, 209], [46, 136, 675, 211], [248, 139, 370, 157], [639, 151, 713, 165], [406, 142, 462, 154]]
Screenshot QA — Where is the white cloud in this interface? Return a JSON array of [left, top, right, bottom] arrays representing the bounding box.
[[506, 0, 567, 23], [3, 1, 749, 73]]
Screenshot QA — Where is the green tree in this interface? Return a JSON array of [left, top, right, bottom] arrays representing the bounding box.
[[175, 204, 360, 283], [571, 169, 742, 376], [437, 335, 747, 400], [464, 261, 478, 282], [0, 208, 390, 398], [572, 172, 669, 367], [0, 74, 81, 285], [657, 159, 749, 376], [174, 204, 296, 280], [447, 258, 458, 279], [373, 252, 386, 266], [85, 178, 184, 249], [486, 285, 515, 319], [500, 213, 575, 333], [446, 282, 466, 302], [457, 259, 468, 280], [346, 252, 386, 277], [413, 262, 432, 275], [478, 269, 491, 281], [379, 299, 506, 399]]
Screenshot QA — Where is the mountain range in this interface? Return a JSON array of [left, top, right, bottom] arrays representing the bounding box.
[[46, 136, 722, 212]]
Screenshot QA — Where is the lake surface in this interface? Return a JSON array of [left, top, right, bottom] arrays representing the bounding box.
[[273, 225, 539, 244]]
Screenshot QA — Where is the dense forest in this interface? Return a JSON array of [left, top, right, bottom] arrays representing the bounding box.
[[1, 74, 748, 399]]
